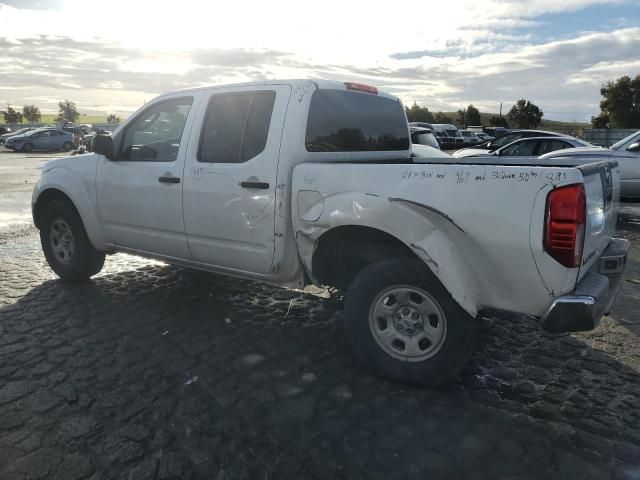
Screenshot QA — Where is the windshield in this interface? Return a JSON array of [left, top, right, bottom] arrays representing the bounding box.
[[445, 129, 459, 137], [610, 131, 640, 150]]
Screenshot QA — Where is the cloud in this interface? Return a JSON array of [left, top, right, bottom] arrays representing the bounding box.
[[0, 1, 638, 121]]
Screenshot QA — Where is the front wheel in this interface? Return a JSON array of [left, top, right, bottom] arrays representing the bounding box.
[[343, 258, 476, 386], [39, 199, 105, 281], [22, 143, 33, 152]]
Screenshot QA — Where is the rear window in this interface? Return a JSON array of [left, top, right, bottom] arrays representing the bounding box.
[[305, 90, 409, 152]]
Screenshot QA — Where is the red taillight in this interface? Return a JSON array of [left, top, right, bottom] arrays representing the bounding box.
[[544, 184, 586, 268], [344, 82, 378, 95]]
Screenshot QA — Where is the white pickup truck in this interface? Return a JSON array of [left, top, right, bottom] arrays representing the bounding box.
[[32, 80, 629, 386]]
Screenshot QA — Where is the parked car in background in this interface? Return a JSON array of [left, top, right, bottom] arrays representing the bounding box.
[[431, 124, 464, 148], [62, 126, 86, 147], [455, 136, 594, 160], [475, 132, 493, 142], [454, 130, 565, 157], [432, 130, 455, 149], [410, 127, 440, 150], [0, 127, 12, 136], [0, 127, 36, 144], [459, 130, 480, 146], [540, 130, 640, 198], [4, 128, 74, 152], [483, 126, 508, 138], [410, 143, 451, 158], [408, 122, 434, 130]]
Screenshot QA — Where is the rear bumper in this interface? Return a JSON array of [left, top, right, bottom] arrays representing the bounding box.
[[541, 238, 629, 333]]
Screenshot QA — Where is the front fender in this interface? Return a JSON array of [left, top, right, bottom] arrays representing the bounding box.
[[294, 191, 492, 317], [33, 166, 108, 251]]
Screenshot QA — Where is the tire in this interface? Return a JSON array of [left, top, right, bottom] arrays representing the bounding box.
[[39, 199, 105, 281], [343, 257, 476, 386], [63, 142, 72, 151], [22, 143, 33, 153]]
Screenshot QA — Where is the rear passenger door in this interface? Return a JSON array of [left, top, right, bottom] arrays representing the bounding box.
[[182, 85, 291, 274]]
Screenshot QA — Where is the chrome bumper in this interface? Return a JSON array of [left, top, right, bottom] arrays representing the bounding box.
[[541, 238, 629, 333]]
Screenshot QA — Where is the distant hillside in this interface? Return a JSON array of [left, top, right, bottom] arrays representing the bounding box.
[[440, 112, 591, 131]]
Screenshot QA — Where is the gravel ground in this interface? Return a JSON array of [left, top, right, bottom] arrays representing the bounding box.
[[1, 150, 639, 479]]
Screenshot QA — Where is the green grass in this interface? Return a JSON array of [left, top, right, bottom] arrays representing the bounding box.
[[37, 115, 113, 124]]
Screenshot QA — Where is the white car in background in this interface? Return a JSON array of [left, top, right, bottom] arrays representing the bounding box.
[[454, 129, 566, 158], [410, 127, 441, 150], [474, 136, 596, 159], [540, 130, 640, 197]]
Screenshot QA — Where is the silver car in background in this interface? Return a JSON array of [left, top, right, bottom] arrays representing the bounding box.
[[540, 130, 640, 198], [4, 128, 74, 152], [0, 127, 36, 144]]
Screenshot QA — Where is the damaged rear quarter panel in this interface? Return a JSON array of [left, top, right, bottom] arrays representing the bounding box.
[[292, 162, 583, 318]]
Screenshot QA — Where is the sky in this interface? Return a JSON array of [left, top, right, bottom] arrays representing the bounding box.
[[0, 0, 639, 122]]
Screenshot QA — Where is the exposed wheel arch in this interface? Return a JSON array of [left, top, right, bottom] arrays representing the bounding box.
[[33, 189, 77, 230], [311, 225, 419, 290]]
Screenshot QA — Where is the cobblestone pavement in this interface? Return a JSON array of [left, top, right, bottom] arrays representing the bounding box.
[[0, 207, 639, 479]]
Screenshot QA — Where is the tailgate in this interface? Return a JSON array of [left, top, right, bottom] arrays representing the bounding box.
[[578, 161, 619, 280]]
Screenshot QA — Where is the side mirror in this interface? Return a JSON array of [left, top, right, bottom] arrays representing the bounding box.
[[627, 142, 640, 152], [93, 134, 114, 159]]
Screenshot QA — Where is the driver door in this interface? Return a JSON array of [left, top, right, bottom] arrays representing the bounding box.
[[96, 94, 200, 259]]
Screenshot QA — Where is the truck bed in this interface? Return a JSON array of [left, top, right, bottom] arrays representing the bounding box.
[[292, 159, 619, 319]]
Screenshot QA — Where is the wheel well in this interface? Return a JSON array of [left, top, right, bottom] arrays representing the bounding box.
[[33, 189, 75, 229], [312, 226, 418, 290]]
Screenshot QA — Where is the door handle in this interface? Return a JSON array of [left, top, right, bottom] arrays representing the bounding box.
[[240, 181, 269, 189], [158, 175, 180, 184]]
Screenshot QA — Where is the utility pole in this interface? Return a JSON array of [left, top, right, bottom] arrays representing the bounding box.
[[499, 102, 503, 118]]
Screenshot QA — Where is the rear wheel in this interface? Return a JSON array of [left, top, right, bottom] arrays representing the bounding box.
[[63, 142, 72, 151], [22, 143, 33, 153], [39, 199, 105, 281], [343, 257, 476, 386]]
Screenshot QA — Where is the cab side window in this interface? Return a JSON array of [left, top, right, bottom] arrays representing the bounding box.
[[118, 97, 193, 162], [198, 91, 276, 163]]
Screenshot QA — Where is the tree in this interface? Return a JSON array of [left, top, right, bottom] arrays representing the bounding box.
[[466, 105, 481, 126], [508, 98, 543, 129], [489, 115, 509, 128], [591, 113, 610, 128], [56, 100, 80, 123], [457, 108, 466, 127], [3, 104, 22, 124], [433, 112, 452, 124], [106, 113, 121, 125], [405, 103, 434, 123], [22, 105, 41, 123], [595, 74, 640, 128], [456, 105, 481, 128]]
